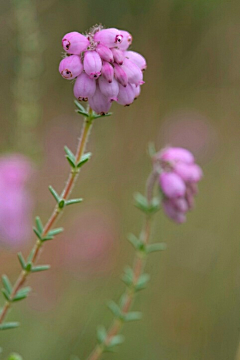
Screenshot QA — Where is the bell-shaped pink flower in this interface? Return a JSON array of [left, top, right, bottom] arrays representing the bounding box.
[[117, 83, 135, 106], [96, 44, 114, 63], [125, 51, 147, 71], [62, 32, 89, 55], [121, 58, 144, 86], [111, 48, 124, 65], [159, 172, 186, 199], [156, 147, 202, 223], [59, 55, 83, 80], [163, 200, 186, 224], [160, 147, 195, 164], [174, 163, 203, 183], [133, 85, 141, 99], [118, 30, 133, 50], [171, 197, 189, 212], [83, 51, 102, 79], [101, 61, 114, 83], [88, 86, 111, 114], [73, 73, 96, 101], [94, 28, 123, 48], [114, 64, 128, 87], [98, 76, 119, 101]]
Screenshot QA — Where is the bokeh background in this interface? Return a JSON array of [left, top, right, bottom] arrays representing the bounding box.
[[0, 0, 240, 359]]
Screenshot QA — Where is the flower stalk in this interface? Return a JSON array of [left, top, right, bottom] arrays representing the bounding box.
[[0, 105, 98, 329], [87, 168, 165, 360]]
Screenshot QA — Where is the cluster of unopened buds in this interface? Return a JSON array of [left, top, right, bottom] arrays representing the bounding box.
[[59, 26, 146, 114], [154, 147, 203, 223]]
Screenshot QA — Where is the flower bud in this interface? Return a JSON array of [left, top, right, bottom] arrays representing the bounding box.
[[96, 44, 114, 63], [88, 86, 111, 114], [174, 163, 203, 183], [73, 73, 96, 101], [59, 55, 83, 80], [111, 48, 124, 65], [117, 83, 135, 106], [121, 58, 144, 86], [118, 30, 133, 50], [62, 32, 89, 55], [125, 50, 147, 71], [101, 61, 114, 83], [98, 76, 119, 101], [159, 172, 186, 199], [114, 64, 128, 87], [160, 147, 194, 164], [163, 200, 186, 224], [94, 28, 123, 48], [83, 51, 102, 79]]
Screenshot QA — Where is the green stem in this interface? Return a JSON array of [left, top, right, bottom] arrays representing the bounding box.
[[0, 110, 94, 326], [87, 171, 158, 360]]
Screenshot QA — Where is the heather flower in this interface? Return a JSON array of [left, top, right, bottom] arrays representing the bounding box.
[[88, 85, 111, 114], [101, 61, 114, 83], [155, 147, 202, 223], [73, 72, 96, 101], [134, 85, 141, 99], [93, 28, 123, 48], [98, 76, 119, 101], [96, 44, 114, 63], [111, 48, 124, 65], [83, 51, 102, 79], [59, 25, 146, 114], [121, 58, 144, 85], [118, 30, 132, 50], [59, 55, 83, 80], [113, 63, 128, 87], [62, 31, 89, 54], [124, 50, 147, 71], [162, 199, 187, 224], [117, 83, 136, 106], [159, 172, 186, 199]]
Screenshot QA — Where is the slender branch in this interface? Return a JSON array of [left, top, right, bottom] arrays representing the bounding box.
[[0, 109, 94, 326], [87, 170, 160, 360]]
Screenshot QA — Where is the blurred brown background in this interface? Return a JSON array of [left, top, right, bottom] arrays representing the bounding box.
[[0, 0, 240, 359]]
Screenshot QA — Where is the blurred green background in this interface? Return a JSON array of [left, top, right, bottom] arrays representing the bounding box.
[[1, 0, 240, 359]]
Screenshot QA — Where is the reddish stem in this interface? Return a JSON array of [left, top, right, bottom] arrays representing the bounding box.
[[0, 116, 93, 325]]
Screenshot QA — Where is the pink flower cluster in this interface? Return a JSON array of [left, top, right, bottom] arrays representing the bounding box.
[[0, 155, 33, 247], [59, 26, 146, 114], [157, 147, 203, 223]]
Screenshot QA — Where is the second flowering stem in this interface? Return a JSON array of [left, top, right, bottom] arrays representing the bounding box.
[[87, 171, 165, 360]]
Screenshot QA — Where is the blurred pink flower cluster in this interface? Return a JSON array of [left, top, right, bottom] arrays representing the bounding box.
[[0, 155, 33, 248], [59, 26, 146, 114], [156, 147, 203, 223]]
